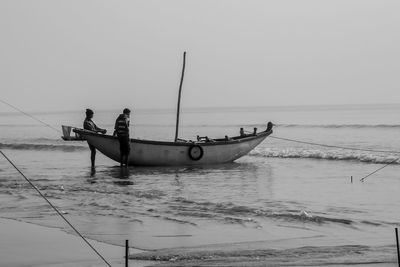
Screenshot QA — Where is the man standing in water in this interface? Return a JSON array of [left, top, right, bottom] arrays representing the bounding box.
[[83, 109, 107, 169], [113, 108, 131, 167]]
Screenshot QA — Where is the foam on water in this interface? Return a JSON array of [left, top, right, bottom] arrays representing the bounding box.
[[250, 147, 400, 164]]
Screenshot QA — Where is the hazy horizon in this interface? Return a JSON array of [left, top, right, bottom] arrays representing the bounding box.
[[1, 0, 399, 113], [2, 101, 400, 116]]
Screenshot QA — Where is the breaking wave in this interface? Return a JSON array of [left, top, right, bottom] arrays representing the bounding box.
[[250, 148, 400, 164], [169, 198, 353, 226]]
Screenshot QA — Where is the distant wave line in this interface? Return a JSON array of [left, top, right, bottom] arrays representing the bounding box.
[[0, 142, 86, 152], [277, 124, 400, 129], [2, 123, 399, 130]]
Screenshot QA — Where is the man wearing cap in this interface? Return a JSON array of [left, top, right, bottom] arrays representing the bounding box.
[[83, 109, 107, 168], [113, 108, 131, 167]]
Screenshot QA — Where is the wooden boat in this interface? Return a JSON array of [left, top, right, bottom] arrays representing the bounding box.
[[73, 123, 272, 166], [68, 52, 273, 166]]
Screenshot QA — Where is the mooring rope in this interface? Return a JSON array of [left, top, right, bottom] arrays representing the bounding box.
[[0, 150, 112, 267], [359, 157, 400, 182], [269, 135, 400, 154], [0, 99, 61, 134], [268, 134, 400, 181]]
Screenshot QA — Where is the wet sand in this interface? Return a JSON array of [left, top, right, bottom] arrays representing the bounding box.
[[0, 217, 398, 267], [130, 242, 398, 267], [0, 218, 153, 267]]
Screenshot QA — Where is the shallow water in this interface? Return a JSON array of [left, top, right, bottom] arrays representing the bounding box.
[[0, 104, 399, 265]]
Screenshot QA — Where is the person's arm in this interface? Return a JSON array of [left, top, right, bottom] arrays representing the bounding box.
[[93, 121, 106, 134], [113, 119, 117, 136]]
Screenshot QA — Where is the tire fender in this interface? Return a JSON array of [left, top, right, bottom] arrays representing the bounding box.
[[188, 145, 204, 161]]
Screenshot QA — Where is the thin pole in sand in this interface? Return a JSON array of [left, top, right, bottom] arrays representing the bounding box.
[[125, 239, 129, 267], [0, 150, 112, 267], [174, 51, 186, 142], [396, 228, 400, 267]]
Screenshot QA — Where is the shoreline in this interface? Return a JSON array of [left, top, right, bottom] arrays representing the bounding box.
[[0, 217, 397, 267], [0, 217, 154, 267]]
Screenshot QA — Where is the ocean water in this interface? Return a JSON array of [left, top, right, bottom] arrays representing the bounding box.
[[0, 104, 400, 266]]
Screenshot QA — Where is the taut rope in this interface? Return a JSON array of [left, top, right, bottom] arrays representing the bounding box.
[[0, 150, 112, 267], [270, 135, 400, 154], [0, 98, 61, 134]]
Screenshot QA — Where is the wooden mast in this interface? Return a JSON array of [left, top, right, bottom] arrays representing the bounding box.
[[174, 51, 186, 142]]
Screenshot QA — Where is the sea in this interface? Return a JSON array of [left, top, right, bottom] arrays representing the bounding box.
[[0, 104, 399, 266]]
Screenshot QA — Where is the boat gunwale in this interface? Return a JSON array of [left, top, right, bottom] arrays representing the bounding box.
[[73, 128, 272, 147]]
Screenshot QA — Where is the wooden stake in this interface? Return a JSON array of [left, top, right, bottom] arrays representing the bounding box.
[[396, 228, 400, 267], [174, 51, 186, 142], [126, 239, 129, 267]]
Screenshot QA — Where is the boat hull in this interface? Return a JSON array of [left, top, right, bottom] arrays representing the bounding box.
[[74, 129, 272, 166]]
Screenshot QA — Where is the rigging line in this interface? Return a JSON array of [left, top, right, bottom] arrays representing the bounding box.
[[0, 99, 61, 134], [0, 150, 112, 267], [360, 157, 400, 182], [269, 135, 400, 154]]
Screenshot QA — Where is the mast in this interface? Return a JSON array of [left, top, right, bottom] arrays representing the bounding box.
[[174, 51, 186, 142]]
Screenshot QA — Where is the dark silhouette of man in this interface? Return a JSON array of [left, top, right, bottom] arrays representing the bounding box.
[[83, 109, 106, 168], [113, 108, 131, 167]]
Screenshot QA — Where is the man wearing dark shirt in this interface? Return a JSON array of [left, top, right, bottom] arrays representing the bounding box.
[[113, 108, 131, 167], [83, 109, 106, 168]]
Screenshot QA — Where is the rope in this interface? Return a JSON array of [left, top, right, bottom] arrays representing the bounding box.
[[268, 135, 400, 181], [0, 150, 112, 267], [0, 99, 61, 134], [360, 157, 400, 182], [269, 135, 400, 154]]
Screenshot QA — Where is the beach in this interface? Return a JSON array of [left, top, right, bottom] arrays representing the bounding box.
[[1, 217, 396, 267], [0, 217, 396, 267], [0, 218, 154, 267], [1, 105, 400, 266]]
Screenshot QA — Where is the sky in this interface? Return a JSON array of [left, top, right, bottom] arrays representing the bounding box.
[[0, 0, 399, 112]]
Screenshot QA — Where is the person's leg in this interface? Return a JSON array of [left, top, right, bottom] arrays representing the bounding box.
[[89, 144, 96, 168], [125, 153, 129, 166], [91, 149, 96, 167], [118, 135, 130, 167], [122, 152, 128, 166], [124, 136, 130, 166], [118, 136, 124, 166]]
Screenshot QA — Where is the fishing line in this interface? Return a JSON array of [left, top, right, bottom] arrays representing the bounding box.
[[0, 150, 112, 267], [0, 98, 61, 134]]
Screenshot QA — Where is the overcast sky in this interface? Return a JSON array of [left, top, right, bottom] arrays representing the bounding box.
[[0, 0, 399, 112]]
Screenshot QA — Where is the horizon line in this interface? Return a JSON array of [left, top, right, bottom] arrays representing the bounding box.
[[1, 102, 400, 115]]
